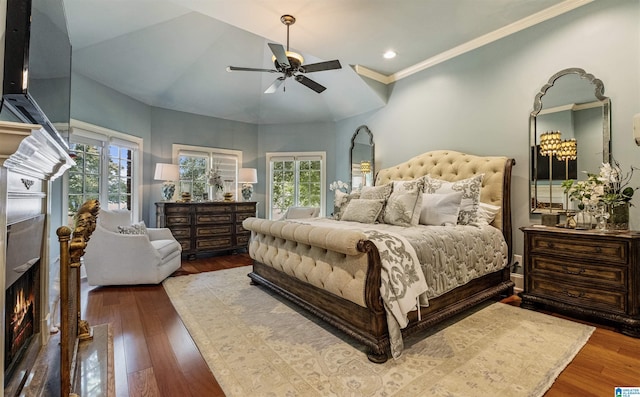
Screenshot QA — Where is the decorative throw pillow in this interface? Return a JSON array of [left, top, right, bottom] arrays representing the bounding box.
[[360, 184, 393, 223], [475, 202, 501, 226], [117, 221, 148, 235], [99, 208, 132, 232], [340, 199, 385, 224], [333, 190, 360, 220], [422, 174, 484, 225], [419, 192, 464, 226], [383, 188, 423, 226], [392, 179, 424, 225]]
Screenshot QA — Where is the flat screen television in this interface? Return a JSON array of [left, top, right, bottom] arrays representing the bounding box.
[[1, 0, 72, 149]]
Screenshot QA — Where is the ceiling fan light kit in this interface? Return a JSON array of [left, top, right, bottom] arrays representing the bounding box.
[[227, 14, 342, 94]]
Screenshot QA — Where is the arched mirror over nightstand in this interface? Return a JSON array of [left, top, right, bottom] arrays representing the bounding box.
[[530, 68, 611, 215], [350, 125, 374, 190]]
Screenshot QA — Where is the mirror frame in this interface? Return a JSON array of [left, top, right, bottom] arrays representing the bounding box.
[[350, 125, 375, 189], [530, 67, 611, 213]]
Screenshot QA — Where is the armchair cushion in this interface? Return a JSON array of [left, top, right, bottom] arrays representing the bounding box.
[[99, 208, 132, 232], [117, 221, 148, 235]]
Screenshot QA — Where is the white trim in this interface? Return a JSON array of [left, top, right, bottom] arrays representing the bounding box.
[[266, 151, 326, 220], [355, 0, 593, 84], [68, 119, 144, 221]]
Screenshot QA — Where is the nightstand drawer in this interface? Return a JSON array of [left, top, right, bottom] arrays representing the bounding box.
[[236, 203, 256, 213], [530, 256, 626, 287], [530, 234, 627, 264], [530, 277, 626, 313]]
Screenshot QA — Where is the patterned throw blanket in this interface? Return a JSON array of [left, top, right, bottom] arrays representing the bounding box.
[[288, 219, 429, 358]]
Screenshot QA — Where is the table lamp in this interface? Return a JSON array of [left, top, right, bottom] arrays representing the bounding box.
[[238, 168, 258, 201], [154, 163, 180, 201], [539, 131, 562, 225]]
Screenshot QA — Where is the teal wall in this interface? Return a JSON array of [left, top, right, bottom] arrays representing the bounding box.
[[336, 0, 640, 260], [64, 0, 639, 264]]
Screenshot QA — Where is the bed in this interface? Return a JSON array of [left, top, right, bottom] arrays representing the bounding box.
[[243, 150, 515, 363]]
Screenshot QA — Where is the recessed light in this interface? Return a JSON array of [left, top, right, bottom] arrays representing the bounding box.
[[383, 50, 397, 59]]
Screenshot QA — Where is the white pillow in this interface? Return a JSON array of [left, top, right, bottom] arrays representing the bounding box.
[[99, 209, 132, 232], [340, 199, 385, 224], [419, 192, 464, 226], [422, 174, 484, 225], [475, 202, 501, 226], [117, 221, 147, 235]]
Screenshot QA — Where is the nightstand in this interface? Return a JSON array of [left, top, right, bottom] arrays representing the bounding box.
[[520, 226, 640, 337]]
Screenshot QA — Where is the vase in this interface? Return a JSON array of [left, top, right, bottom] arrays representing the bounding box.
[[575, 210, 593, 230], [608, 202, 630, 231]]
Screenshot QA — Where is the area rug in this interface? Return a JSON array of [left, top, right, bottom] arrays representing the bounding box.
[[163, 267, 594, 397]]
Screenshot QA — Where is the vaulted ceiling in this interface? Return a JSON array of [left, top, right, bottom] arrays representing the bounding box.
[[63, 0, 589, 125]]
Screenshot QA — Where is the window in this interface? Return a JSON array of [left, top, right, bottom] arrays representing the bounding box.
[[172, 144, 242, 201], [66, 120, 142, 226], [267, 152, 325, 219]]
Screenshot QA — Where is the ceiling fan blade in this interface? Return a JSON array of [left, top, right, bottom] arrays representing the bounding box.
[[268, 43, 290, 68], [227, 66, 278, 73], [264, 77, 285, 94], [299, 60, 342, 73], [295, 75, 326, 93]]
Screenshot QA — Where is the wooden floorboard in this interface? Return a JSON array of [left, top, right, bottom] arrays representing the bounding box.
[[81, 253, 640, 396]]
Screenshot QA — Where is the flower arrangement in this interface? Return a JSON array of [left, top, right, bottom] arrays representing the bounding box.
[[208, 161, 224, 192], [562, 159, 637, 210], [329, 180, 349, 192]]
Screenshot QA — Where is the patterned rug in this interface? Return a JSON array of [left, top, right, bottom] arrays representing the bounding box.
[[163, 267, 594, 397]]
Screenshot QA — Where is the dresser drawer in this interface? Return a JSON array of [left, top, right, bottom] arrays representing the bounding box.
[[530, 234, 627, 264], [164, 205, 191, 214], [167, 226, 191, 239], [236, 233, 250, 246], [529, 277, 626, 313], [166, 215, 191, 226], [197, 237, 233, 250], [196, 225, 232, 237], [236, 203, 256, 213], [196, 213, 233, 224], [236, 223, 248, 234], [176, 239, 191, 251], [236, 212, 254, 222], [530, 256, 626, 287], [195, 204, 233, 214]]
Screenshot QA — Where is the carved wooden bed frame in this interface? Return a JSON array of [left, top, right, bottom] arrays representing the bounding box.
[[246, 150, 515, 363]]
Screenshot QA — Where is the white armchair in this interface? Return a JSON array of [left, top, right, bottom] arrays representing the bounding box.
[[83, 208, 182, 286]]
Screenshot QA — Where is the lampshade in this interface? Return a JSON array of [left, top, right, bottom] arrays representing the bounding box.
[[556, 139, 577, 161], [539, 131, 562, 156], [238, 168, 258, 183], [154, 163, 179, 181], [360, 161, 371, 174]]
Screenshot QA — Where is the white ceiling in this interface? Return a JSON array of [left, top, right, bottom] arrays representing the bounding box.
[[62, 0, 587, 125]]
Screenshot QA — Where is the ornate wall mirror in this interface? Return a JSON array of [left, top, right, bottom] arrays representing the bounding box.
[[350, 125, 374, 190], [530, 68, 611, 214]]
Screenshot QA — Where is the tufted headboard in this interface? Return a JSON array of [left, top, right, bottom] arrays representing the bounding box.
[[375, 150, 515, 256]]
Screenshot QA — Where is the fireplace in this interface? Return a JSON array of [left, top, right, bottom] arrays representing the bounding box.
[[4, 215, 44, 387]]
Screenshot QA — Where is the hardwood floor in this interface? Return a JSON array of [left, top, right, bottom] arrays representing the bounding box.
[[81, 254, 640, 396]]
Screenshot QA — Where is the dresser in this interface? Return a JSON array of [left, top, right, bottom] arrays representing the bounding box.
[[520, 226, 640, 337], [156, 201, 257, 260]]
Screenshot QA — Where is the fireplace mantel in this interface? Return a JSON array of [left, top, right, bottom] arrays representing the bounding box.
[[0, 120, 75, 396]]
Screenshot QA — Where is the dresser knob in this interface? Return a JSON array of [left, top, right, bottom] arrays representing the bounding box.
[[562, 266, 585, 275], [564, 290, 585, 298], [547, 242, 555, 249], [595, 247, 602, 253]]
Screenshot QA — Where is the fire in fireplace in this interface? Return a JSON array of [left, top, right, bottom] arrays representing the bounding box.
[[4, 215, 44, 386]]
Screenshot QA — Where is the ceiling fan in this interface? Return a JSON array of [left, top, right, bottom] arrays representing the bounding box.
[[226, 14, 342, 94]]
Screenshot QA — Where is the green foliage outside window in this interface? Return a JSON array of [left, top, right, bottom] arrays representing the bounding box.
[[271, 159, 321, 218]]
